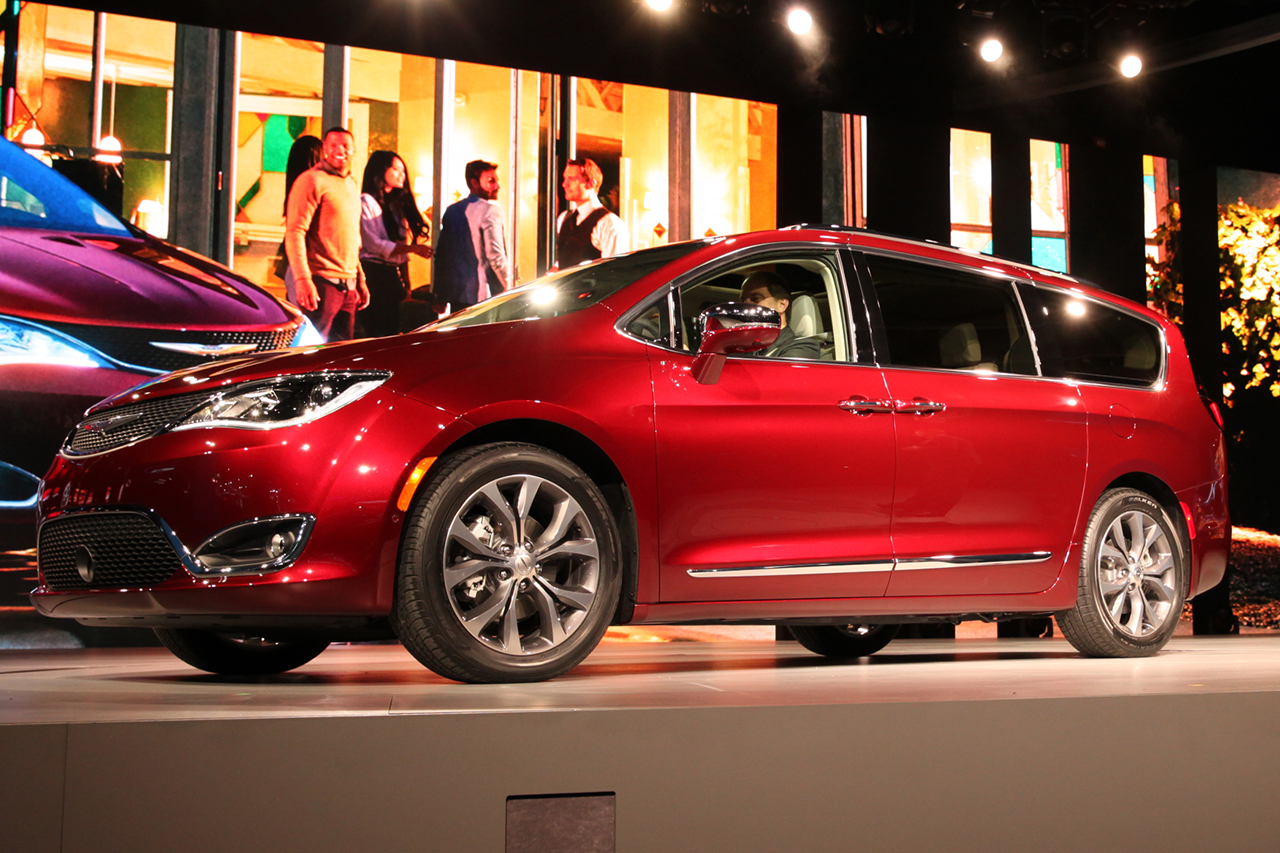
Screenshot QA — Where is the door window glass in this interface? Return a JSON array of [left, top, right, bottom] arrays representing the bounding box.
[[673, 252, 849, 362], [865, 254, 1037, 375], [1021, 285, 1163, 387]]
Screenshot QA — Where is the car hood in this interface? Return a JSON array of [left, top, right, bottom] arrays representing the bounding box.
[[84, 322, 509, 415], [0, 226, 294, 328]]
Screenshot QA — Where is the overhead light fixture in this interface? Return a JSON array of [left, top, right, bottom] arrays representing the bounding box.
[[1120, 54, 1143, 77], [980, 38, 1003, 62], [646, 0, 673, 10], [94, 135, 123, 165], [787, 7, 813, 35]]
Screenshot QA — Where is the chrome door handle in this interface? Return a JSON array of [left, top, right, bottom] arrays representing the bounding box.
[[895, 397, 946, 415], [839, 395, 895, 415]]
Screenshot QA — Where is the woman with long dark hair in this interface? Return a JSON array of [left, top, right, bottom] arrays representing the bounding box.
[[358, 150, 432, 336], [278, 135, 323, 306]]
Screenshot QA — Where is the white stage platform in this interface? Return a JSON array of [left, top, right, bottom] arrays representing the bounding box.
[[4, 636, 1280, 852]]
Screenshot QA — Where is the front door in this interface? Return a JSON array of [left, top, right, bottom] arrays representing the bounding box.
[[650, 247, 898, 602]]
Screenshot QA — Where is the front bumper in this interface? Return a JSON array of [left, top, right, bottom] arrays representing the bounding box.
[[31, 389, 462, 620]]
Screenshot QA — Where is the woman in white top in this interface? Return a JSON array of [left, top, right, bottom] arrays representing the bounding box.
[[358, 151, 433, 337]]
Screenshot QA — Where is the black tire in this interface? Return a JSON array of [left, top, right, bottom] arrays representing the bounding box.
[[791, 623, 899, 658], [153, 628, 329, 675], [394, 442, 622, 683], [1057, 488, 1187, 658]]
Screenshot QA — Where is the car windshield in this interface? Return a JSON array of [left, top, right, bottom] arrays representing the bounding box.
[[431, 241, 708, 330], [0, 138, 131, 237]]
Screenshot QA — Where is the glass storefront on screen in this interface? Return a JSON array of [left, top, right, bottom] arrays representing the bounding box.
[[5, 4, 781, 298], [10, 5, 173, 236]]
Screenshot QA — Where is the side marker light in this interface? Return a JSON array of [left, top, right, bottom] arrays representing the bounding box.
[[397, 457, 438, 512]]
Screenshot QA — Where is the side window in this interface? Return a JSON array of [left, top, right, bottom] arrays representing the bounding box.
[[865, 255, 1037, 376], [1021, 285, 1163, 387], [625, 291, 672, 344], [673, 254, 850, 362]]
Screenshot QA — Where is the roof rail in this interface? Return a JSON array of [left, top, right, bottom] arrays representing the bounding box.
[[781, 223, 949, 247], [782, 223, 1087, 284]]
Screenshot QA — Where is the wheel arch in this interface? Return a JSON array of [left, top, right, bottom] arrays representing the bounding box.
[[1101, 471, 1194, 593], [438, 418, 640, 623]]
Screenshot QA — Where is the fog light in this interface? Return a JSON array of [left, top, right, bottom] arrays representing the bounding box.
[[192, 515, 314, 576]]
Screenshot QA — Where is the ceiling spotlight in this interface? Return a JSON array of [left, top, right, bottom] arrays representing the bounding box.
[[646, 0, 672, 10], [787, 8, 813, 35], [1120, 54, 1143, 78], [979, 38, 1003, 62]]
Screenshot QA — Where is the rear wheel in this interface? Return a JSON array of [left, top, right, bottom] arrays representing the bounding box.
[[153, 629, 329, 675], [1058, 488, 1187, 658], [791, 623, 899, 658], [394, 443, 622, 683]]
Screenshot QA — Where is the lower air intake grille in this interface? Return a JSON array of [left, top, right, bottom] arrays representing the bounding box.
[[38, 512, 186, 590]]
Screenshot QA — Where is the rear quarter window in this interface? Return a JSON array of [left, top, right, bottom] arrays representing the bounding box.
[[1020, 284, 1163, 387]]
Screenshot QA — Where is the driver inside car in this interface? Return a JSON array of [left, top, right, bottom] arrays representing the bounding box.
[[738, 270, 821, 360]]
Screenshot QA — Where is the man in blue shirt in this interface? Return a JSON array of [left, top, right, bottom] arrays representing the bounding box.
[[433, 160, 512, 314]]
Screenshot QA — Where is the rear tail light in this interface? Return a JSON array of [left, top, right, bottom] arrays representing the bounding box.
[[1196, 382, 1225, 431]]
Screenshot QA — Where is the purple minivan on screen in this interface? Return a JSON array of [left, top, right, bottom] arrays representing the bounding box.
[[0, 137, 319, 548]]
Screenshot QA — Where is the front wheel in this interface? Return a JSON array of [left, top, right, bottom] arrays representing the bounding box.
[[153, 629, 330, 675], [791, 623, 899, 658], [1057, 489, 1187, 658], [394, 443, 622, 683]]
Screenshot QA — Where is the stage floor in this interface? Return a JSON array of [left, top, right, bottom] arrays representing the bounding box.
[[6, 636, 1280, 852], [4, 634, 1280, 725]]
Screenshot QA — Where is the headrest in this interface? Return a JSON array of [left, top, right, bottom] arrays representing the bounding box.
[[790, 294, 822, 339], [939, 322, 981, 367]]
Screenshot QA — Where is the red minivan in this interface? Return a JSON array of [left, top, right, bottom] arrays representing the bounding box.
[[31, 228, 1230, 682]]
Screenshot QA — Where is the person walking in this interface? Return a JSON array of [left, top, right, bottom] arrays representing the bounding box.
[[433, 159, 511, 314], [278, 134, 322, 306], [358, 150, 432, 337], [555, 158, 628, 269], [284, 127, 369, 341]]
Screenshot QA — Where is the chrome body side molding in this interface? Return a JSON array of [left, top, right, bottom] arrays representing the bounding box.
[[687, 561, 895, 579], [687, 552, 1053, 579]]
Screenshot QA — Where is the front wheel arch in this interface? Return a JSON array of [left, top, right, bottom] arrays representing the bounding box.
[[432, 419, 639, 623]]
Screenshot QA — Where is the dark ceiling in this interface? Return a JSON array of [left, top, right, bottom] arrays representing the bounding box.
[[55, 0, 1280, 169]]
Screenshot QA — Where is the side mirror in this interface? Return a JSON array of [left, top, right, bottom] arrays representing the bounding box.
[[692, 303, 781, 385]]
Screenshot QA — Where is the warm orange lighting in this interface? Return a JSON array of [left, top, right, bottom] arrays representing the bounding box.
[[396, 457, 437, 512]]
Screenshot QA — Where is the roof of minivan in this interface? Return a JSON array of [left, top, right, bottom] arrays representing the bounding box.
[[771, 223, 1160, 320]]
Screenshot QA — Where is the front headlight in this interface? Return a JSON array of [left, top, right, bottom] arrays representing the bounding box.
[[170, 371, 389, 432], [0, 315, 110, 368]]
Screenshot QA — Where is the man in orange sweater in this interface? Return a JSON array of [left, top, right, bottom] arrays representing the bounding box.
[[285, 127, 370, 341]]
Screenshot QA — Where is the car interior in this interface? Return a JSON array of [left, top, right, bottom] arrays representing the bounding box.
[[672, 258, 849, 362], [869, 257, 1038, 376]]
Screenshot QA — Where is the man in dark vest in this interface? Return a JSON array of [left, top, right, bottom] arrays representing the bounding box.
[[433, 159, 511, 314], [555, 158, 628, 269]]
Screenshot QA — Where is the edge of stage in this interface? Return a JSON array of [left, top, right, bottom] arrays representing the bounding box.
[[4, 636, 1280, 852]]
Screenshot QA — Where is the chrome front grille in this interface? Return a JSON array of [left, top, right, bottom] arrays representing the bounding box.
[[38, 511, 186, 590], [42, 322, 297, 372], [63, 391, 209, 457]]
